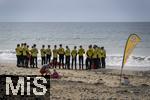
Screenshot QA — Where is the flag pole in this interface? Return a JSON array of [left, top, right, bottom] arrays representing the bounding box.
[[120, 34, 132, 84], [120, 60, 124, 84]]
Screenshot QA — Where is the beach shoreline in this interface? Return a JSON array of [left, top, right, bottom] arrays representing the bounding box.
[[0, 63, 150, 99], [0, 60, 150, 71]]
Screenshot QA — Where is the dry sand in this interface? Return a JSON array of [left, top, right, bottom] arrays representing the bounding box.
[[0, 63, 150, 100]]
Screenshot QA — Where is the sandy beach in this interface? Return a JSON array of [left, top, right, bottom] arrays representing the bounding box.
[[0, 63, 150, 100]]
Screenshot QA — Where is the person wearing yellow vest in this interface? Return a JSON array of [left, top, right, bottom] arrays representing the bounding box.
[[32, 44, 38, 68], [26, 45, 30, 67], [65, 46, 71, 69], [86, 45, 93, 70], [71, 46, 77, 70], [20, 43, 24, 66], [97, 47, 102, 68], [101, 47, 106, 68], [58, 44, 65, 69], [78, 45, 85, 70], [40, 45, 46, 65], [15, 44, 22, 67], [92, 45, 98, 69], [52, 45, 58, 68], [46, 45, 52, 64], [22, 43, 28, 67], [30, 46, 34, 68]]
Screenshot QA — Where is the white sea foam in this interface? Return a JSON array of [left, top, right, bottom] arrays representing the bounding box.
[[0, 50, 149, 70]]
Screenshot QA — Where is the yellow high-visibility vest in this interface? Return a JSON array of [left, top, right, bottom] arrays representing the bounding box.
[[32, 48, 38, 57], [101, 49, 106, 58], [26, 48, 30, 55], [65, 48, 70, 56], [15, 47, 22, 56], [92, 49, 98, 58], [46, 48, 52, 55], [78, 48, 85, 56], [71, 49, 77, 58], [40, 48, 46, 57], [23, 46, 28, 56], [53, 49, 58, 58], [86, 48, 93, 58], [97, 48, 102, 58], [58, 47, 65, 54]]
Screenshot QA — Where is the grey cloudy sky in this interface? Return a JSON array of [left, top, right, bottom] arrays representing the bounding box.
[[0, 0, 150, 22]]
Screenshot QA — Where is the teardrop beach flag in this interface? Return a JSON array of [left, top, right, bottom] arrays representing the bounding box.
[[122, 34, 141, 68]]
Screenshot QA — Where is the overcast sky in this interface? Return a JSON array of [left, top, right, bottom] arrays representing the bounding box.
[[0, 0, 150, 22]]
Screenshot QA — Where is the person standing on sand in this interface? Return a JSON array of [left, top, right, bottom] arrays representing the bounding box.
[[86, 45, 93, 70], [40, 45, 46, 65], [58, 44, 65, 69], [46, 45, 52, 64], [20, 43, 24, 66], [26, 45, 30, 67], [71, 46, 77, 70], [30, 46, 34, 68], [53, 45, 58, 68], [32, 44, 38, 68], [65, 46, 71, 69], [101, 47, 106, 68], [97, 47, 102, 68], [22, 43, 28, 67], [15, 44, 22, 67], [78, 45, 85, 70], [92, 45, 98, 69]]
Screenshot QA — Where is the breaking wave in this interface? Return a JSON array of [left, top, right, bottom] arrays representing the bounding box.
[[0, 50, 150, 68]]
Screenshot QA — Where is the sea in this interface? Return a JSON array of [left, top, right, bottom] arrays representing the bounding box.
[[0, 22, 150, 71]]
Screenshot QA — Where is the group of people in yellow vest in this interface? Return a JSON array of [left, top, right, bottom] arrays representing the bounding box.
[[15, 43, 106, 69], [15, 43, 38, 68]]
